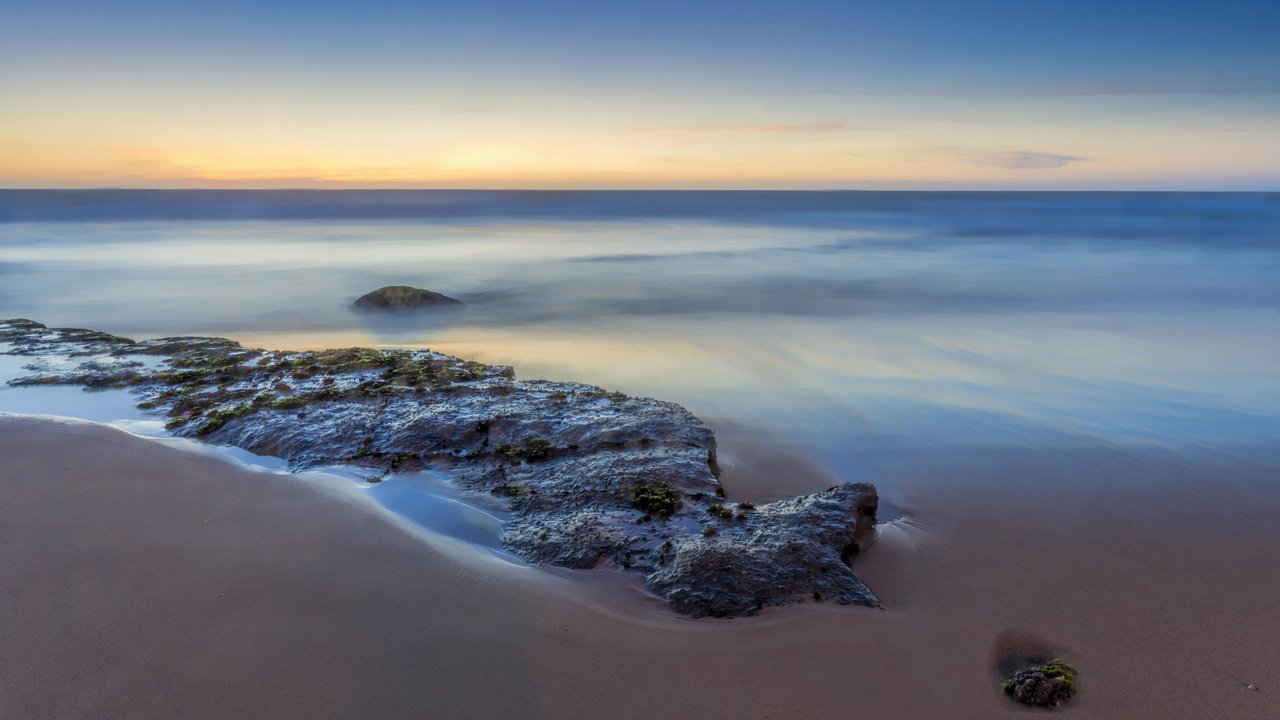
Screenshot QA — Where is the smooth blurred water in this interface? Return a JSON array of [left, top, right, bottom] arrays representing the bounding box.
[[1, 191, 1277, 504]]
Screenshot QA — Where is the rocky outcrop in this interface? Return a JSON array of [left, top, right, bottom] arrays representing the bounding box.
[[1002, 658, 1078, 708], [1, 318, 879, 617], [647, 484, 879, 616], [353, 285, 462, 310]]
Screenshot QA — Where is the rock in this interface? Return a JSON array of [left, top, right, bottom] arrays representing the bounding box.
[[1, 318, 880, 617], [1002, 658, 1078, 708], [353, 285, 462, 310], [646, 483, 879, 617], [0, 319, 135, 356]]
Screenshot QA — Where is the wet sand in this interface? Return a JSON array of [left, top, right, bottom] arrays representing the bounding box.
[[2, 416, 1279, 719]]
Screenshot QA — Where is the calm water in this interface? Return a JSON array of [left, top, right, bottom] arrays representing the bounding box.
[[2, 191, 1278, 506]]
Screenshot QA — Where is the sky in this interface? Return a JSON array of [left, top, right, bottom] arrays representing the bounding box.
[[1, 0, 1278, 190]]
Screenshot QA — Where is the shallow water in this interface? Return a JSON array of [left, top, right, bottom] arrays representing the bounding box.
[[1, 190, 1278, 506], [0, 344, 514, 551]]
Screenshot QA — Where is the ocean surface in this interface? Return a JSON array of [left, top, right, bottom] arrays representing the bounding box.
[[2, 190, 1278, 507]]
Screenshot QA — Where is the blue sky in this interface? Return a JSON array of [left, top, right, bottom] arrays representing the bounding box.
[[2, 0, 1278, 188]]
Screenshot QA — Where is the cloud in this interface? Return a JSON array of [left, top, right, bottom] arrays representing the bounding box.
[[445, 106, 511, 115], [636, 123, 844, 134], [779, 78, 1280, 98], [941, 148, 1089, 170], [1185, 126, 1280, 134], [1014, 79, 1280, 97]]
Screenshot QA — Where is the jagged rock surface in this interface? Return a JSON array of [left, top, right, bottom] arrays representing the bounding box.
[[648, 484, 880, 617], [1002, 659, 1079, 708], [1, 318, 880, 617]]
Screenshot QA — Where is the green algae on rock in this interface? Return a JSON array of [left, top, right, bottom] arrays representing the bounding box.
[[629, 481, 682, 517], [1002, 658, 1078, 708]]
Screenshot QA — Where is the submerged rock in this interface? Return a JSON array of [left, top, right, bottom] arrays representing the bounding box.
[[1, 318, 879, 617], [353, 285, 462, 310]]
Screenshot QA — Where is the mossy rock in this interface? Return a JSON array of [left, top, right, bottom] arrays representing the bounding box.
[[1002, 658, 1078, 708], [630, 481, 681, 516], [524, 437, 554, 461], [195, 402, 256, 436], [491, 443, 524, 463], [707, 503, 734, 519], [491, 437, 556, 464]]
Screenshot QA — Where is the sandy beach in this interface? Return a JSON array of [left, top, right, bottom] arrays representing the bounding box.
[[2, 415, 1277, 719], [4, 0, 1279, 706]]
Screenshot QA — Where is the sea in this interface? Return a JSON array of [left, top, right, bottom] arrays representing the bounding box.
[[2, 190, 1278, 510]]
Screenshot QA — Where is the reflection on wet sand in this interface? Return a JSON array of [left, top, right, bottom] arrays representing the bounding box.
[[5, 418, 1278, 719]]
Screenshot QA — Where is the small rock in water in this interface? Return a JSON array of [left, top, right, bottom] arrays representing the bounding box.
[[353, 285, 462, 310]]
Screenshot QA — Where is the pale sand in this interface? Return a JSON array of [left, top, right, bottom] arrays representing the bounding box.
[[2, 416, 1279, 719]]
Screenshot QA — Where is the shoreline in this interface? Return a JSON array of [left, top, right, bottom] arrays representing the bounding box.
[[0, 318, 882, 619], [3, 416, 1279, 718]]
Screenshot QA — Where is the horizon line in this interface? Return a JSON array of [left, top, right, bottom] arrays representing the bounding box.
[[1, 187, 1277, 194]]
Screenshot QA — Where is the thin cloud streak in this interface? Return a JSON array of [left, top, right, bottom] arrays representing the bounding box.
[[636, 123, 845, 134], [938, 148, 1089, 170], [780, 78, 1280, 98]]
